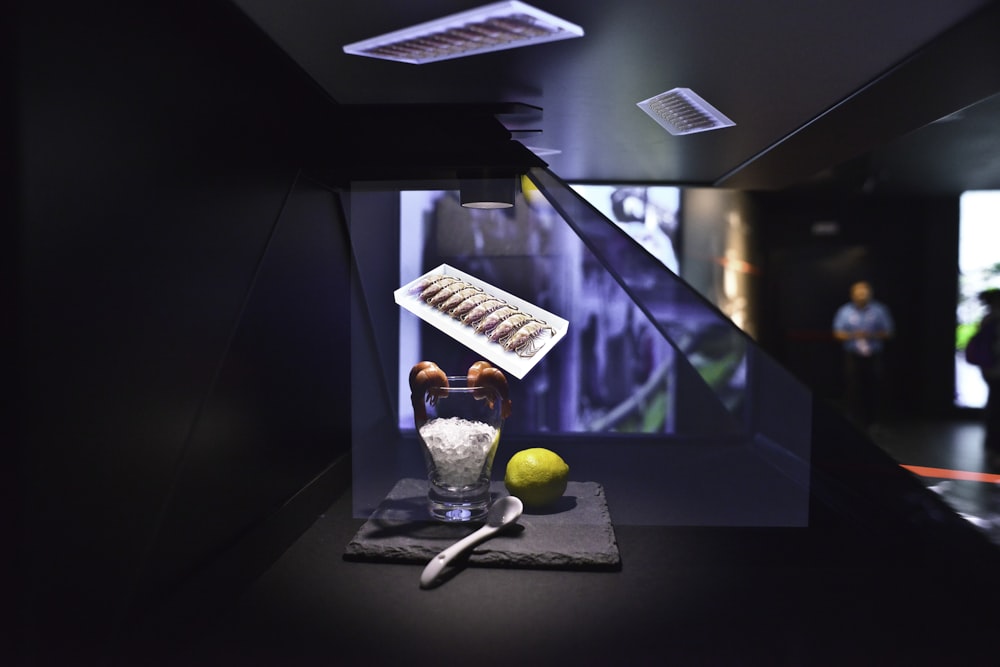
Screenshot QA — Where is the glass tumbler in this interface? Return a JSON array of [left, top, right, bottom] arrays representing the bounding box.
[[415, 376, 505, 522]]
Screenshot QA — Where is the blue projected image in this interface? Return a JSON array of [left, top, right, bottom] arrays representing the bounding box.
[[397, 184, 679, 436]]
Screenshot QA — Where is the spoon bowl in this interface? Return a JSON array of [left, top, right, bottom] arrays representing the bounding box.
[[419, 495, 524, 588], [485, 494, 524, 528]]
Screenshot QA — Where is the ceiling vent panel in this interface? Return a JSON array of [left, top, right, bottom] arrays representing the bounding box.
[[343, 1, 583, 64], [637, 87, 736, 136]]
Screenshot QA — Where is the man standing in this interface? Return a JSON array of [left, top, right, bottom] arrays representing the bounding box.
[[833, 281, 895, 429]]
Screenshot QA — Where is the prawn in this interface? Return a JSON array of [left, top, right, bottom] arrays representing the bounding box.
[[462, 298, 507, 326], [474, 305, 519, 335], [426, 281, 473, 307], [408, 361, 448, 425], [418, 276, 462, 302], [449, 291, 492, 319], [502, 320, 556, 357], [408, 273, 446, 296], [487, 312, 533, 343], [466, 360, 512, 419], [436, 285, 482, 312]]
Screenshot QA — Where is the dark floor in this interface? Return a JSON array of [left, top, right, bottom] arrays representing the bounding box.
[[869, 416, 1000, 546]]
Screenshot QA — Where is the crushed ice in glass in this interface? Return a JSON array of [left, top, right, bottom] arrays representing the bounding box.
[[419, 416, 498, 486]]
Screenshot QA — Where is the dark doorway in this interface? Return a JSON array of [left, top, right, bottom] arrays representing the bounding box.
[[765, 244, 876, 408]]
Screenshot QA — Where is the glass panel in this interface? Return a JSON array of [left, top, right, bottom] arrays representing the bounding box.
[[528, 169, 750, 426], [349, 172, 812, 526], [395, 187, 701, 436], [528, 167, 813, 488]]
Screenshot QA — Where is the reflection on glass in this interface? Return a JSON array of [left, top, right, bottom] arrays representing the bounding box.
[[398, 187, 682, 435], [570, 184, 680, 274], [528, 170, 751, 430], [351, 171, 813, 527]]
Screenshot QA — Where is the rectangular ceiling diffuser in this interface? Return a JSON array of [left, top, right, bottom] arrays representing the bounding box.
[[637, 87, 736, 136], [342, 1, 584, 64]]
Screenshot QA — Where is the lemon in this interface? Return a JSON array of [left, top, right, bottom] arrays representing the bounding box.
[[504, 448, 569, 509]]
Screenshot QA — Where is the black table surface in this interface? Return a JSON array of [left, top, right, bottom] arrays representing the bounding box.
[[156, 467, 1000, 666], [119, 402, 1000, 665]]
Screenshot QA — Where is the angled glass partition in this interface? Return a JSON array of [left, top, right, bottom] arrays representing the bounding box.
[[348, 171, 812, 526]]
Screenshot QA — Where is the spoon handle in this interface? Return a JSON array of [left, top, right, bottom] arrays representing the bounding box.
[[420, 525, 498, 588]]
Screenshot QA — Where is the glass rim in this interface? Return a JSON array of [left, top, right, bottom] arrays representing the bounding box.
[[435, 376, 502, 394]]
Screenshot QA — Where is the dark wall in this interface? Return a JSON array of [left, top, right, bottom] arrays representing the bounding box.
[[755, 192, 959, 419], [14, 0, 350, 662]]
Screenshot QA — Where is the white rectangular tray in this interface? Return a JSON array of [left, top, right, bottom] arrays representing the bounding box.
[[394, 264, 569, 379]]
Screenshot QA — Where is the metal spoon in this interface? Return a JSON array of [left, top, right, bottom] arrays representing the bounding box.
[[419, 495, 524, 588]]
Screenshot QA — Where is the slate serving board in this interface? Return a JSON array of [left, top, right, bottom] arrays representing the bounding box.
[[344, 478, 621, 570]]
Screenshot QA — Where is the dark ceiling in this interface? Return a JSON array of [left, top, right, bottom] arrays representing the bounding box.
[[231, 0, 1000, 195]]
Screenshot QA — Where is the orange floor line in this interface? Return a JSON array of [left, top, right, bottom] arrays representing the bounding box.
[[901, 464, 1000, 484]]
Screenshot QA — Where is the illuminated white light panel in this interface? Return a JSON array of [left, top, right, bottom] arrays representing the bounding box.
[[637, 87, 736, 136], [343, 1, 584, 64]]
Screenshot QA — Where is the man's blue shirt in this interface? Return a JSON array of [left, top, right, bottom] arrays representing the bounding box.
[[833, 301, 894, 356]]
